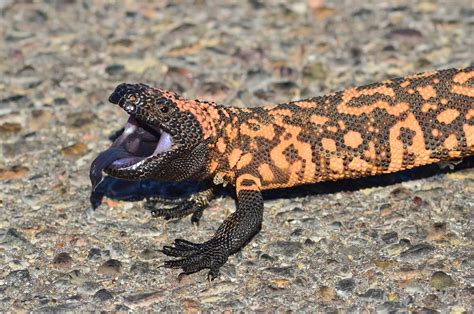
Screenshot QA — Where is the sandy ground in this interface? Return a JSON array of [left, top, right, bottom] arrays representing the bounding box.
[[0, 0, 473, 312]]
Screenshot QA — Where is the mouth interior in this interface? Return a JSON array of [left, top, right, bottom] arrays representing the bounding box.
[[89, 116, 173, 189], [110, 116, 164, 166]]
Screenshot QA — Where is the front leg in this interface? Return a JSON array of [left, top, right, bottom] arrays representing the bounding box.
[[145, 187, 215, 223], [161, 174, 263, 279]]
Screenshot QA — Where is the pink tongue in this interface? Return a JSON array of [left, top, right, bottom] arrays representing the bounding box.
[[90, 147, 132, 190]]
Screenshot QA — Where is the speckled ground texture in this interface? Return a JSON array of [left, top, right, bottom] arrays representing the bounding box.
[[1, 0, 473, 312]]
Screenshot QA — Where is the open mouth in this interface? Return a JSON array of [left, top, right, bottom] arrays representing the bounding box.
[[90, 116, 173, 189]]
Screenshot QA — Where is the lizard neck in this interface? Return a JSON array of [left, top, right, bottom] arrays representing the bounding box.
[[205, 105, 245, 184]]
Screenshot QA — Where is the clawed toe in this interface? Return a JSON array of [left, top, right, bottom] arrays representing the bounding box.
[[145, 199, 205, 222], [161, 239, 227, 279]]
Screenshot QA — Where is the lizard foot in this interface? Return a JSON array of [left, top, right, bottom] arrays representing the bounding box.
[[145, 198, 205, 223], [161, 239, 228, 280], [145, 188, 214, 223]]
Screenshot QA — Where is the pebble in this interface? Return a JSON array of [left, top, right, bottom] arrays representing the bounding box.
[[124, 291, 165, 309], [60, 143, 87, 157], [0, 228, 34, 251], [360, 288, 386, 302], [52, 252, 73, 270], [263, 266, 295, 277], [302, 61, 328, 82], [66, 111, 96, 129], [129, 261, 150, 274], [180, 298, 201, 312], [0, 166, 29, 180], [5, 269, 31, 286], [0, 122, 22, 133], [87, 248, 102, 260], [266, 241, 303, 258], [430, 271, 456, 289], [400, 243, 435, 259], [139, 247, 161, 260], [93, 289, 114, 301], [98, 259, 122, 276], [317, 285, 336, 302], [77, 281, 101, 295], [335, 278, 356, 297], [381, 231, 398, 244], [105, 64, 125, 76]]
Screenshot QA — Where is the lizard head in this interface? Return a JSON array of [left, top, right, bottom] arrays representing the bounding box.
[[90, 83, 218, 190]]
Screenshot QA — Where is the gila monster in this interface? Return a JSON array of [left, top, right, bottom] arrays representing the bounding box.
[[90, 67, 474, 279]]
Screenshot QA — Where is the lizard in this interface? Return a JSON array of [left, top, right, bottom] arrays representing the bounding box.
[[90, 66, 474, 279]]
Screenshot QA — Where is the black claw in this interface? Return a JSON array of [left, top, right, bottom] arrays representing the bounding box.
[[207, 269, 220, 281], [160, 239, 227, 279]]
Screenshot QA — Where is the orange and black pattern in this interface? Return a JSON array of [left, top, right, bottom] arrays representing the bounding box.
[[206, 67, 473, 193], [96, 67, 473, 279]]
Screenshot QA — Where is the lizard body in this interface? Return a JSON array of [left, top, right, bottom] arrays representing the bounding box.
[[90, 67, 474, 278]]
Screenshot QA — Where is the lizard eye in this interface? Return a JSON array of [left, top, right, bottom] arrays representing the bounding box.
[[160, 105, 169, 113]]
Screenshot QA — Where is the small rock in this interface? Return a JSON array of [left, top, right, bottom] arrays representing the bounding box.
[[329, 221, 342, 231], [87, 248, 102, 260], [360, 288, 386, 301], [427, 222, 447, 241], [52, 252, 73, 270], [290, 228, 305, 236], [30, 109, 52, 130], [124, 290, 165, 309], [5, 269, 31, 286], [431, 271, 456, 289], [205, 281, 237, 296], [269, 278, 290, 289], [94, 288, 114, 301], [105, 64, 125, 76], [400, 243, 434, 259], [390, 186, 412, 199], [139, 247, 160, 260], [98, 259, 122, 276], [66, 111, 96, 128], [379, 204, 394, 217], [0, 228, 34, 251], [180, 298, 201, 312], [263, 266, 294, 277], [377, 301, 404, 313], [196, 81, 231, 102], [0, 165, 29, 180], [335, 278, 356, 297], [267, 241, 303, 258], [412, 196, 429, 208], [422, 294, 440, 308], [373, 259, 398, 269], [381, 231, 398, 244], [389, 28, 424, 43], [130, 261, 150, 274], [310, 6, 336, 20], [77, 281, 101, 295], [0, 122, 22, 133], [405, 283, 425, 294], [54, 97, 69, 106], [302, 61, 327, 82], [60, 142, 87, 157], [259, 253, 276, 261], [317, 285, 335, 302]]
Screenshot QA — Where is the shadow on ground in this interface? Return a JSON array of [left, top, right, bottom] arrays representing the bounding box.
[[91, 155, 473, 209]]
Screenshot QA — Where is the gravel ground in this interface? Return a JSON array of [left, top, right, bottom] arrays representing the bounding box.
[[1, 0, 473, 312]]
